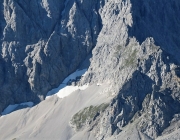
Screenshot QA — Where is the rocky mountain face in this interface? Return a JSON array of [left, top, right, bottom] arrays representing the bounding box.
[[0, 0, 102, 113], [0, 0, 180, 139]]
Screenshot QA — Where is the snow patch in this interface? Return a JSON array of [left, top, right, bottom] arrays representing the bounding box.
[[57, 84, 89, 98], [46, 69, 88, 99], [1, 102, 34, 116], [63, 69, 87, 84], [97, 83, 102, 86]]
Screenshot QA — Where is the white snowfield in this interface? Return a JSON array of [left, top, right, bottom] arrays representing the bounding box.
[[1, 102, 34, 116], [56, 84, 89, 98], [46, 69, 88, 99]]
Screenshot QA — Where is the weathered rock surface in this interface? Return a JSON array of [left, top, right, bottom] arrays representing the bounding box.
[[76, 0, 180, 139], [0, 0, 102, 113], [0, 0, 180, 139], [77, 38, 180, 139]]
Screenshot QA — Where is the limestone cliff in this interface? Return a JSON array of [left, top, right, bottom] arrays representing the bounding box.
[[0, 0, 102, 112], [0, 0, 180, 139]]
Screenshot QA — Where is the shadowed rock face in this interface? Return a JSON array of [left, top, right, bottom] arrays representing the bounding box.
[[175, 67, 180, 78], [128, 0, 180, 61], [0, 0, 180, 139], [0, 0, 103, 113]]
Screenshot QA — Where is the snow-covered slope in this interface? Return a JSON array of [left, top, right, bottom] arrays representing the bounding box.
[[0, 65, 113, 140], [46, 69, 88, 99], [0, 83, 112, 140]]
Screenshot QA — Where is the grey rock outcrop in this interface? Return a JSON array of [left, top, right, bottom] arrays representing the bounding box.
[[74, 0, 180, 139], [1, 0, 180, 139], [77, 38, 180, 139]]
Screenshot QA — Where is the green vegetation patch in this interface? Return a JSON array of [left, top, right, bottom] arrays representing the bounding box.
[[71, 103, 109, 130], [114, 45, 123, 57], [116, 45, 122, 52], [124, 49, 137, 67]]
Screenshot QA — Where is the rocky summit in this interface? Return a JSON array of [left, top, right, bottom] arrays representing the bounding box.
[[0, 0, 180, 140]]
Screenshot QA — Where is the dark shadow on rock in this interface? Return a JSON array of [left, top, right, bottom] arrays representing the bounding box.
[[0, 0, 5, 41], [147, 89, 180, 136], [128, 0, 180, 60], [110, 70, 180, 137], [110, 70, 154, 134], [78, 52, 92, 70], [118, 70, 155, 110], [1, 103, 34, 116], [175, 66, 180, 78]]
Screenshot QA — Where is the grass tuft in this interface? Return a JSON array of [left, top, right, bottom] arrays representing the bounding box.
[[71, 103, 109, 130]]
